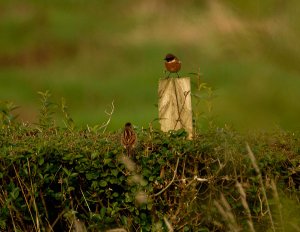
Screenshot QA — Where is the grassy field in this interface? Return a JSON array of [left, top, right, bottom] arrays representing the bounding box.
[[1, 1, 300, 131]]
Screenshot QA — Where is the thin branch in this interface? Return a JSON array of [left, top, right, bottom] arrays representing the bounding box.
[[39, 191, 49, 220], [45, 216, 55, 232], [99, 100, 115, 133], [182, 155, 187, 181], [50, 209, 66, 230], [154, 157, 180, 197]]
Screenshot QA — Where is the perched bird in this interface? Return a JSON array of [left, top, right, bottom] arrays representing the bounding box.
[[164, 53, 181, 77], [121, 122, 137, 156]]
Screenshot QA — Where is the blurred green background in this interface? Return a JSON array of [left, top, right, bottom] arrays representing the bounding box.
[[1, 0, 300, 131]]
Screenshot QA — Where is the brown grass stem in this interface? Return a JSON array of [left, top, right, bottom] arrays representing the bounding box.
[[80, 187, 91, 213], [271, 180, 285, 232], [236, 181, 255, 232], [214, 194, 240, 232], [27, 158, 41, 232], [246, 143, 275, 232], [13, 164, 38, 231]]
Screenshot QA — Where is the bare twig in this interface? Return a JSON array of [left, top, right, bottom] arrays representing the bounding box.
[[50, 210, 66, 230], [99, 100, 115, 133], [154, 157, 180, 197], [181, 155, 187, 182], [39, 191, 49, 220], [194, 176, 209, 182], [45, 217, 55, 232], [106, 229, 127, 232]]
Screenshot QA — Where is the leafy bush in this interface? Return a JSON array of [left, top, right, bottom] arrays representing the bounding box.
[[0, 98, 300, 231]]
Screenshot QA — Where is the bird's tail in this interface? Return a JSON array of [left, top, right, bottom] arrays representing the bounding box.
[[126, 146, 132, 157]]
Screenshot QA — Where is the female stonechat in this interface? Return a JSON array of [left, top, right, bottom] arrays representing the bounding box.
[[121, 122, 137, 156]]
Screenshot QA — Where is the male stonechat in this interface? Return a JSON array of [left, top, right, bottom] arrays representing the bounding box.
[[121, 122, 137, 156], [164, 53, 181, 77]]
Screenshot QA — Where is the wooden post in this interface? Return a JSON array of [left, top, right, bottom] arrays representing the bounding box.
[[158, 77, 193, 139]]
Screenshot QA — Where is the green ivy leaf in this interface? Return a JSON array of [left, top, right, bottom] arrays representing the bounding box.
[[91, 152, 99, 160], [86, 172, 99, 180], [100, 207, 106, 219], [38, 157, 44, 165], [104, 158, 112, 165], [111, 169, 118, 177], [67, 186, 75, 192], [70, 172, 78, 177], [99, 180, 107, 187], [63, 167, 71, 176], [112, 192, 119, 198]]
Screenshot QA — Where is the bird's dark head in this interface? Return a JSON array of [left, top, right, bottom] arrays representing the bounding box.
[[124, 122, 132, 128], [164, 53, 176, 62]]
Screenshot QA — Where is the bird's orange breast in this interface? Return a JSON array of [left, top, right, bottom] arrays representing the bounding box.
[[165, 60, 181, 73]]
